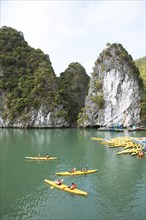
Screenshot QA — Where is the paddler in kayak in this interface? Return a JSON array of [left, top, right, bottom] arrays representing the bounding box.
[[70, 167, 76, 173], [46, 154, 50, 159], [68, 183, 77, 190], [55, 179, 62, 185], [81, 166, 88, 172]]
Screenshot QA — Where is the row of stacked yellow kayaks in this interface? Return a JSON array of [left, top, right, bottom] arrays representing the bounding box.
[[91, 136, 146, 157]]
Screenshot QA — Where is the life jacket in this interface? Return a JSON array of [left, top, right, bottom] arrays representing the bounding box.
[[71, 168, 76, 173], [70, 184, 76, 190], [56, 180, 62, 185]]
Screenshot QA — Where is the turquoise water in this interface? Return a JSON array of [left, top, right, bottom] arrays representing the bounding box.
[[0, 128, 146, 220]]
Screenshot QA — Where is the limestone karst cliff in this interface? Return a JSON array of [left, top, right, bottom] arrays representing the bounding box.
[[0, 26, 89, 128], [78, 43, 143, 128], [0, 27, 144, 128]]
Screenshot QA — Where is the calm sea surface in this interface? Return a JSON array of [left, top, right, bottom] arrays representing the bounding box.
[[0, 128, 146, 220]]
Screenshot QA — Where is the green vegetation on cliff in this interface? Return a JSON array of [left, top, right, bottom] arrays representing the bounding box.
[[55, 62, 89, 125], [0, 26, 89, 126], [0, 27, 145, 127], [0, 26, 57, 120], [98, 43, 142, 81], [135, 57, 146, 124]]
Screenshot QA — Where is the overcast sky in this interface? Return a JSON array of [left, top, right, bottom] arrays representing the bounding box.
[[1, 0, 145, 76]]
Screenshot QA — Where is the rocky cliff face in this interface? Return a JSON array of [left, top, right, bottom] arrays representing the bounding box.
[[0, 104, 69, 128], [0, 27, 89, 128], [0, 27, 143, 128], [78, 43, 143, 128]]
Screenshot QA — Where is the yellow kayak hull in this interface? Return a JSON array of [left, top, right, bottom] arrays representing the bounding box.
[[25, 156, 57, 160], [55, 169, 97, 176], [44, 179, 87, 196]]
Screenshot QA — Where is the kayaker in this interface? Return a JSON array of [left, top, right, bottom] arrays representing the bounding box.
[[138, 151, 144, 156], [68, 183, 76, 190], [55, 179, 62, 185], [70, 167, 76, 173], [38, 154, 40, 158], [46, 154, 50, 158], [81, 166, 88, 172]]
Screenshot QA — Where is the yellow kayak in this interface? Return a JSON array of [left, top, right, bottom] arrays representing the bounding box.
[[25, 156, 57, 160], [91, 137, 105, 141], [55, 169, 97, 176], [131, 151, 138, 156], [44, 179, 87, 196]]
